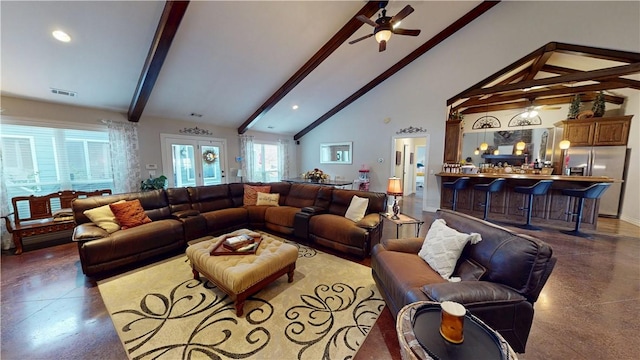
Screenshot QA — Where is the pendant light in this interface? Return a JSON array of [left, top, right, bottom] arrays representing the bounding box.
[[479, 100, 489, 151], [474, 132, 480, 155], [516, 118, 526, 151]]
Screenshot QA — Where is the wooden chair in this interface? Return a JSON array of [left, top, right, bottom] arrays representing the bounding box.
[[2, 189, 112, 254]]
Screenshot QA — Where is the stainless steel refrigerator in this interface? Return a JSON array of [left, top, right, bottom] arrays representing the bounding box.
[[566, 146, 628, 217]]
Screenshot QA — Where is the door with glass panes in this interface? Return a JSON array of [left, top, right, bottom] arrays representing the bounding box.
[[161, 135, 227, 188]]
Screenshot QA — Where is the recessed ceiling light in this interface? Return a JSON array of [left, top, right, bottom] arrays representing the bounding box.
[[292, 105, 299, 110], [267, 126, 274, 129], [52, 30, 71, 42], [190, 112, 203, 117]]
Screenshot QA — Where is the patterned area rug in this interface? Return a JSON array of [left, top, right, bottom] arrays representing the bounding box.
[[98, 238, 385, 360]]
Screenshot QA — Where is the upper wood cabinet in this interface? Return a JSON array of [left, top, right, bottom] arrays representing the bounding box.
[[556, 115, 633, 146], [444, 120, 462, 163]]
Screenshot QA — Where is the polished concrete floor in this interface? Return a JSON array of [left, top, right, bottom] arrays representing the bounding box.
[[2, 194, 639, 359]]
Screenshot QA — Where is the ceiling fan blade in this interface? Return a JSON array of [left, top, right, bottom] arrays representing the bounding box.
[[379, 40, 387, 52], [349, 33, 374, 45], [390, 5, 414, 24], [393, 28, 421, 36], [356, 14, 378, 27]]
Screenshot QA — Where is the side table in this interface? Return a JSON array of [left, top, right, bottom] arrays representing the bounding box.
[[382, 212, 425, 238], [396, 301, 518, 360]]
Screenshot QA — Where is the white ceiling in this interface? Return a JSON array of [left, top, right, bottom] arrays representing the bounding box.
[[1, 0, 482, 136]]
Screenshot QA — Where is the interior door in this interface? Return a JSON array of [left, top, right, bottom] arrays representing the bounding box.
[[161, 135, 226, 188]]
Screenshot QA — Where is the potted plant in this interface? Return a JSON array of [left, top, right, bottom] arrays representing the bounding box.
[[140, 175, 167, 191]]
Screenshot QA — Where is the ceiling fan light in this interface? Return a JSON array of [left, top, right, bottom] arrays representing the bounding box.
[[480, 142, 488, 151], [375, 29, 392, 43], [516, 141, 526, 151]]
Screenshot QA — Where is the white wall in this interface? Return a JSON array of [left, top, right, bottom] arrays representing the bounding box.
[[0, 96, 296, 185], [297, 1, 640, 224]]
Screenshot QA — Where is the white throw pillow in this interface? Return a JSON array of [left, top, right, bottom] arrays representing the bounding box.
[[83, 200, 125, 233], [345, 195, 369, 222], [256, 192, 280, 206], [418, 219, 482, 280]]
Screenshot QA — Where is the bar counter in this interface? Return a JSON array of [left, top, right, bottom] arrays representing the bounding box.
[[435, 172, 620, 230]]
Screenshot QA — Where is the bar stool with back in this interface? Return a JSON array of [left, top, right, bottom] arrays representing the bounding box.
[[442, 177, 470, 211], [514, 180, 554, 230], [473, 178, 506, 221], [561, 182, 611, 238]]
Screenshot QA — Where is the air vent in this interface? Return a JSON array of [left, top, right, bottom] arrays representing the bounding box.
[[50, 88, 77, 97]]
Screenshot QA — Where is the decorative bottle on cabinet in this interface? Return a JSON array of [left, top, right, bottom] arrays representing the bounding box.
[[358, 166, 370, 191]]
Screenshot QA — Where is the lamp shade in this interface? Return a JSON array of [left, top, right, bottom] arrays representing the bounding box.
[[386, 177, 403, 196], [375, 29, 392, 43], [559, 139, 571, 150], [516, 140, 526, 151], [236, 169, 244, 177]]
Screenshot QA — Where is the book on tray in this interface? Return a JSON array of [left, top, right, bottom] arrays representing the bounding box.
[[222, 234, 256, 251]]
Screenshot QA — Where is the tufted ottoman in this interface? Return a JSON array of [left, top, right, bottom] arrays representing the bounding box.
[[185, 229, 298, 316]]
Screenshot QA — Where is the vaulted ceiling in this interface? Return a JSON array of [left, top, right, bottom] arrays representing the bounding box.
[[0, 0, 489, 138], [2, 1, 638, 139]]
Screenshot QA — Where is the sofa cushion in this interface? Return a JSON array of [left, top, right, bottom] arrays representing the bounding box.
[[83, 200, 125, 233], [110, 199, 152, 230], [454, 258, 487, 281], [243, 185, 271, 206], [345, 195, 369, 222], [256, 192, 279, 206], [418, 219, 482, 280], [265, 206, 300, 229]]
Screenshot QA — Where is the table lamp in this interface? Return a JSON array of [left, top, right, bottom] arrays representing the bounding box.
[[386, 177, 403, 220], [237, 169, 244, 183]]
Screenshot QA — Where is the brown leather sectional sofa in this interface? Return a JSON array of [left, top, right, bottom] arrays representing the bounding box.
[[371, 209, 556, 353], [71, 182, 386, 276]]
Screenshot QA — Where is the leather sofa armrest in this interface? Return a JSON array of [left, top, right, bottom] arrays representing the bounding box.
[[72, 223, 109, 242], [422, 281, 527, 306], [381, 237, 424, 254], [172, 209, 200, 219], [356, 213, 381, 229], [301, 206, 326, 215]]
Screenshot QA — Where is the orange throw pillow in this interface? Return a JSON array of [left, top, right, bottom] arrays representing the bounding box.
[[109, 199, 152, 230], [243, 185, 271, 206]]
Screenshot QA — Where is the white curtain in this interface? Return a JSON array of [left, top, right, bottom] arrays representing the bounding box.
[[278, 138, 290, 180], [104, 120, 141, 193], [1, 148, 13, 250], [239, 135, 254, 182]]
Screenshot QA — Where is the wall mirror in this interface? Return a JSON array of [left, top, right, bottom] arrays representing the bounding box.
[[320, 142, 352, 164], [461, 128, 554, 165]]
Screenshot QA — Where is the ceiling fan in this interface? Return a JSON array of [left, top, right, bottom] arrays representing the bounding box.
[[349, 1, 421, 52]]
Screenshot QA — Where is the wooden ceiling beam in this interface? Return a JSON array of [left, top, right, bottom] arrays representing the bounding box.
[[461, 62, 640, 98], [447, 42, 556, 105], [295, 1, 501, 140], [554, 42, 640, 63], [128, 1, 190, 123], [523, 50, 554, 81], [461, 92, 625, 115], [461, 81, 630, 108], [236, 1, 380, 134]]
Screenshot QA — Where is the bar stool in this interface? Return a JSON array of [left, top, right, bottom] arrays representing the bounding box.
[[442, 177, 470, 211], [473, 178, 506, 221], [561, 183, 611, 238], [514, 180, 554, 230]]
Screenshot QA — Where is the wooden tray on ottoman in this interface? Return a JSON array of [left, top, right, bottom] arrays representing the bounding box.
[[210, 237, 262, 256]]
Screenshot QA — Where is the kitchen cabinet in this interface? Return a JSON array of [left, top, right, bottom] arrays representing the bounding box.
[[555, 115, 632, 146], [444, 119, 462, 163]]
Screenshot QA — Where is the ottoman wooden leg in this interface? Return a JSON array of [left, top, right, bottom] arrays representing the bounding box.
[[235, 297, 245, 317], [287, 263, 296, 283], [192, 267, 200, 280]]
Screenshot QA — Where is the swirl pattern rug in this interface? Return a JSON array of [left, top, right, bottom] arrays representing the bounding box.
[[98, 239, 385, 360]]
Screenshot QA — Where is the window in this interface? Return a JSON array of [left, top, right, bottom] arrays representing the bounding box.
[[1, 124, 114, 202], [252, 142, 280, 182]]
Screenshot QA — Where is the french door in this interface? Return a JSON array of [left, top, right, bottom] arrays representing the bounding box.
[[160, 134, 227, 188]]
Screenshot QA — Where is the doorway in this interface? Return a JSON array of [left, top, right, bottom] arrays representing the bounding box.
[[391, 134, 429, 212], [160, 134, 227, 188]]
